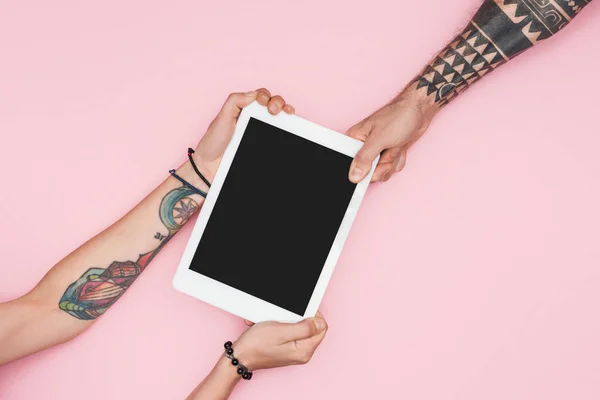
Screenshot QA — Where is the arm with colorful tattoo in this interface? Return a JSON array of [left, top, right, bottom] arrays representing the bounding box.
[[0, 89, 295, 365], [57, 180, 203, 320], [346, 0, 593, 183]]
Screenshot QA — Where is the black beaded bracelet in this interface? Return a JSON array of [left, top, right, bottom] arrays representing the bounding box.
[[224, 341, 253, 380]]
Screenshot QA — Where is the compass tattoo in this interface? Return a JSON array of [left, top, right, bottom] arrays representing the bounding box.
[[414, 0, 592, 107], [59, 185, 199, 320]]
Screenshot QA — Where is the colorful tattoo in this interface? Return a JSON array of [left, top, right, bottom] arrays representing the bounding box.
[[59, 186, 199, 320], [414, 0, 592, 107]]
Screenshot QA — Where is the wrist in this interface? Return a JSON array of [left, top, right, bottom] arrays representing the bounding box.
[[392, 81, 440, 121], [176, 160, 210, 194], [230, 342, 256, 371], [214, 354, 243, 384]]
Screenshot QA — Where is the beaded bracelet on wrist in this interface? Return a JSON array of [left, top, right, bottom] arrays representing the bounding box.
[[224, 341, 253, 380]]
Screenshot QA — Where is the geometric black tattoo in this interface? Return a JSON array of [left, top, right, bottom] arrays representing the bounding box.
[[415, 0, 592, 107]]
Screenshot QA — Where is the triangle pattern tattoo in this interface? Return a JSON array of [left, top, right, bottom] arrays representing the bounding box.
[[483, 52, 497, 64], [462, 44, 477, 57], [491, 53, 506, 66], [474, 43, 488, 55], [442, 62, 455, 76], [433, 57, 446, 67], [463, 71, 475, 80], [472, 53, 488, 67], [443, 72, 455, 82], [467, 36, 477, 48], [422, 71, 436, 82], [472, 61, 486, 71], [416, 78, 429, 89], [444, 54, 456, 66], [451, 73, 465, 84], [432, 71, 446, 85], [463, 53, 477, 64], [461, 62, 477, 76]]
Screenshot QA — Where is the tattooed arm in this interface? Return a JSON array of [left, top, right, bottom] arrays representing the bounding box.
[[0, 89, 294, 365], [346, 0, 593, 183]]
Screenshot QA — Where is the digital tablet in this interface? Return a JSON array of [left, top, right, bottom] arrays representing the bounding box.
[[173, 101, 377, 323]]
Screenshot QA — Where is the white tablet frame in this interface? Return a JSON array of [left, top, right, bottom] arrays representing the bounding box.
[[173, 101, 378, 323]]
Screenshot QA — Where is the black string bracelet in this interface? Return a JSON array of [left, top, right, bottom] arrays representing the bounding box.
[[168, 170, 207, 198], [224, 341, 253, 380], [187, 148, 212, 188]]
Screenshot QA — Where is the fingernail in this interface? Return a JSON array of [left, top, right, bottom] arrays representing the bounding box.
[[350, 167, 363, 182], [244, 90, 257, 97], [314, 318, 326, 332], [268, 104, 278, 114]]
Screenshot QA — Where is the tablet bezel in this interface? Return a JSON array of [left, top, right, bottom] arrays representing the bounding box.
[[172, 101, 378, 323]]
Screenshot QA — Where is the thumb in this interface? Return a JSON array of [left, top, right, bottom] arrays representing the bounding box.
[[218, 91, 258, 121], [280, 317, 327, 342], [349, 138, 382, 183]]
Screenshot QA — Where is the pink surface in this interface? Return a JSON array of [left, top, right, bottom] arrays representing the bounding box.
[[1, 0, 599, 399]]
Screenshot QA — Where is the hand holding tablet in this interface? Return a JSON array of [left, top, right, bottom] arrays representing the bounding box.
[[174, 94, 378, 323]]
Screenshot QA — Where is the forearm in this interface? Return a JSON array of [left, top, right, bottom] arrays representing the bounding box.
[[409, 0, 592, 109], [0, 160, 207, 364], [186, 356, 241, 400]]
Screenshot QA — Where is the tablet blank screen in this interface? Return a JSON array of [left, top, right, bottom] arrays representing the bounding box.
[[189, 117, 357, 315]]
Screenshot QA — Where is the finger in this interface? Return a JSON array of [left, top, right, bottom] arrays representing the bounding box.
[[282, 104, 295, 114], [293, 322, 327, 351], [279, 317, 327, 342], [349, 136, 384, 184], [394, 147, 408, 172], [346, 122, 370, 142], [219, 91, 259, 120], [372, 163, 394, 182], [244, 319, 254, 327], [267, 95, 285, 115], [289, 316, 328, 362], [256, 88, 272, 106], [370, 147, 402, 182]]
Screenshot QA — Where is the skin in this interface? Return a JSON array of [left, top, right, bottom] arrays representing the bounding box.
[[347, 0, 593, 183], [0, 89, 327, 375], [187, 312, 328, 400], [1, 0, 593, 396]]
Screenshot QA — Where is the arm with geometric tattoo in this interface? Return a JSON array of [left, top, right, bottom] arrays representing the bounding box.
[[346, 0, 593, 183], [413, 0, 593, 107], [0, 88, 295, 365]]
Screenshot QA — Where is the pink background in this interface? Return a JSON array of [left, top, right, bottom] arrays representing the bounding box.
[[1, 1, 599, 399]]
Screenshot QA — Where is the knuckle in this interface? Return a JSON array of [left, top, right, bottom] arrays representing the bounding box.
[[348, 127, 368, 142], [226, 92, 241, 103], [297, 351, 312, 364], [354, 153, 372, 165], [256, 87, 271, 97], [304, 321, 318, 337]]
